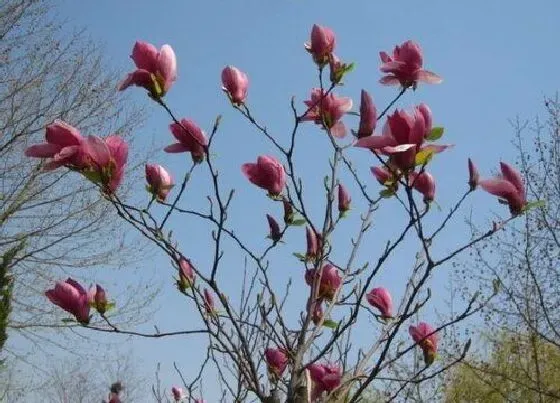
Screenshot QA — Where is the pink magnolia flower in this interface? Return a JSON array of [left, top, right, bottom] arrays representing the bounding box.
[[88, 284, 108, 315], [241, 155, 286, 196], [118, 41, 177, 98], [409, 171, 436, 202], [165, 119, 208, 163], [356, 90, 377, 138], [305, 264, 342, 301], [305, 227, 318, 261], [468, 158, 479, 190], [264, 347, 289, 378], [81, 135, 128, 194], [366, 287, 393, 318], [479, 162, 527, 215], [266, 214, 282, 242], [379, 40, 442, 88], [356, 106, 449, 172], [203, 288, 216, 315], [417, 103, 433, 137], [304, 24, 336, 65], [178, 258, 195, 291], [301, 89, 352, 138], [338, 183, 351, 213], [25, 120, 88, 171], [221, 66, 249, 105], [307, 362, 342, 399], [371, 166, 393, 185], [409, 322, 438, 366], [45, 278, 90, 324], [145, 163, 174, 201], [171, 386, 183, 402]]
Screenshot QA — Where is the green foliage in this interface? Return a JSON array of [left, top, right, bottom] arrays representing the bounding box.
[[444, 332, 560, 402], [0, 241, 24, 358]]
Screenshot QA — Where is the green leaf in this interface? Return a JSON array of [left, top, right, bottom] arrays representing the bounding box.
[[323, 319, 338, 329], [492, 278, 501, 294], [523, 200, 546, 212], [415, 148, 435, 166], [293, 252, 306, 261], [291, 219, 307, 227], [379, 188, 395, 199], [426, 127, 444, 141], [104, 302, 116, 312]]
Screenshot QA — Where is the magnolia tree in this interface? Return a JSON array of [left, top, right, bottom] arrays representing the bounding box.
[[24, 25, 540, 402]]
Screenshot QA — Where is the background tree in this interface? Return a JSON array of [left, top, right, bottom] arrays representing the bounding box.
[[451, 95, 560, 402], [0, 0, 157, 393], [444, 332, 560, 402]]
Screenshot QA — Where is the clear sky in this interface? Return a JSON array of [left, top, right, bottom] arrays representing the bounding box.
[[40, 0, 560, 400]]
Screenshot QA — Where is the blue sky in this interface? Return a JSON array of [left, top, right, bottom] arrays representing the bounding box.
[[42, 0, 560, 399]]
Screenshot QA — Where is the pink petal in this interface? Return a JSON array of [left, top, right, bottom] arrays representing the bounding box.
[[382, 143, 416, 153], [355, 135, 396, 150], [106, 136, 128, 168], [45, 120, 82, 146], [330, 121, 346, 138], [164, 143, 190, 153], [85, 136, 111, 167], [379, 75, 400, 86], [479, 179, 518, 199], [416, 70, 443, 84], [117, 70, 153, 91], [419, 144, 453, 154], [131, 41, 158, 71], [25, 143, 61, 158], [157, 44, 177, 91], [499, 162, 524, 196]]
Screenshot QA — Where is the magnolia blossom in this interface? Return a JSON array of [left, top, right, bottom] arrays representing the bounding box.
[[25, 121, 129, 193], [308, 362, 342, 400], [171, 386, 183, 402], [479, 162, 527, 215], [409, 322, 438, 366], [305, 227, 320, 260], [203, 288, 216, 315], [356, 90, 377, 138], [304, 24, 336, 65], [379, 40, 442, 88], [301, 89, 352, 138], [118, 41, 177, 97], [45, 278, 90, 324], [366, 287, 393, 318], [371, 166, 393, 185], [88, 284, 108, 315], [305, 264, 342, 301], [337, 183, 351, 213], [264, 347, 289, 378], [221, 66, 249, 104], [165, 119, 208, 162], [145, 163, 174, 201], [178, 258, 195, 291], [356, 106, 449, 172], [468, 158, 479, 190], [266, 214, 282, 242], [409, 171, 436, 202], [25, 120, 86, 170], [83, 135, 129, 194], [241, 155, 286, 195]]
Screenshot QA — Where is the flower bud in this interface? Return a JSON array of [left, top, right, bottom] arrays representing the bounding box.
[[266, 214, 282, 242]]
